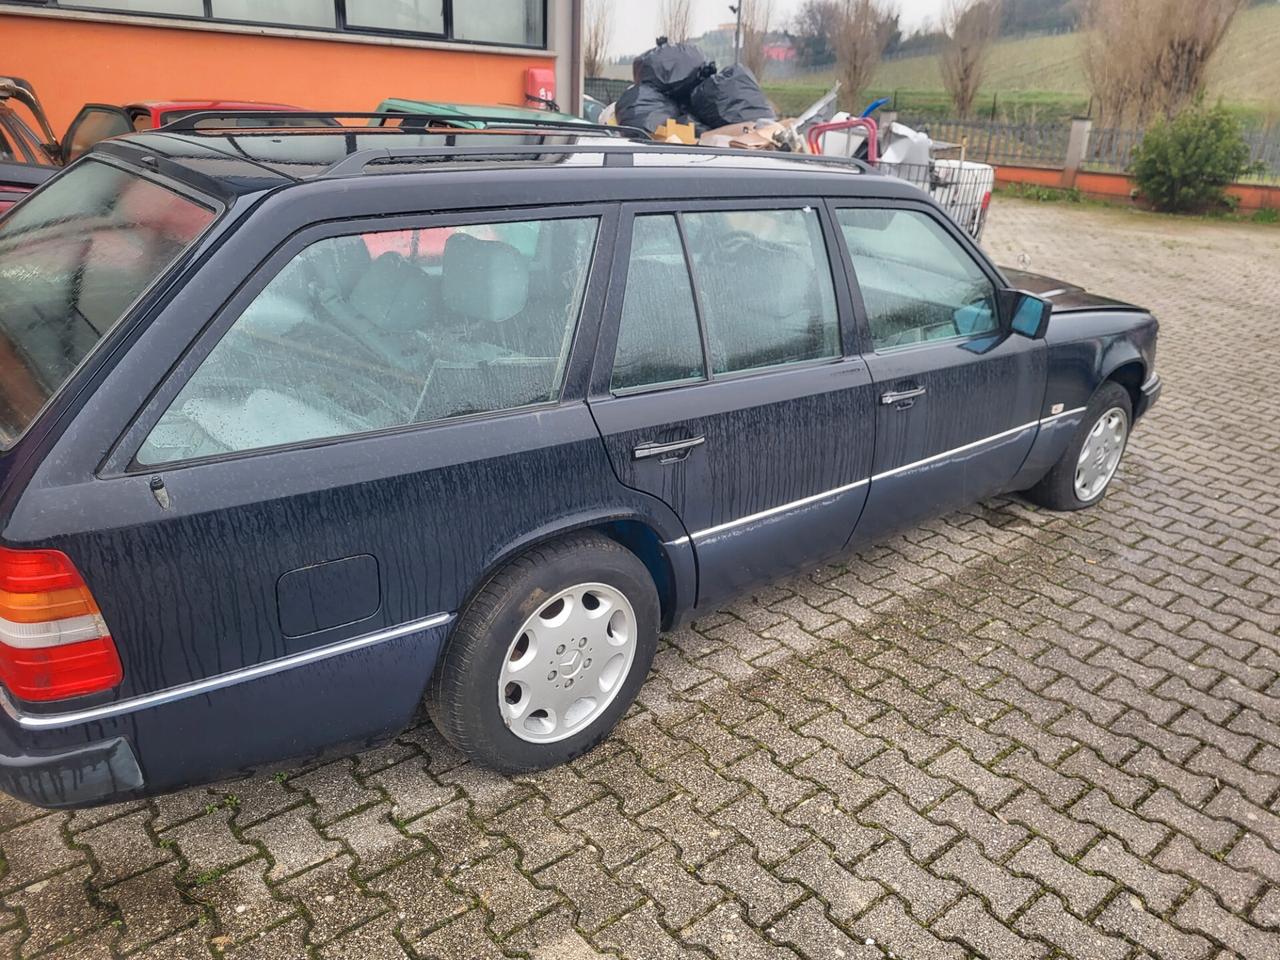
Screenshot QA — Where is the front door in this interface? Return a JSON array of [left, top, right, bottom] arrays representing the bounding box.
[[588, 202, 878, 607], [831, 202, 1047, 545]]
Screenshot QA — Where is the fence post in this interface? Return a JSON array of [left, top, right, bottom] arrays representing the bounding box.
[[1062, 117, 1092, 189]]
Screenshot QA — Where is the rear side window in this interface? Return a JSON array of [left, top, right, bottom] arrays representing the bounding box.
[[684, 208, 839, 375], [609, 206, 840, 389], [139, 216, 599, 464], [611, 216, 705, 392], [0, 159, 215, 447]]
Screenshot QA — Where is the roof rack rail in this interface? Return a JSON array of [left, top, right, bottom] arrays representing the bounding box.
[[322, 141, 869, 178], [159, 110, 650, 140]]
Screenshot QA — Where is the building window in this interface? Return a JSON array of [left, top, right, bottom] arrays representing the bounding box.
[[212, 0, 334, 29], [5, 0, 548, 48], [69, 0, 202, 14], [345, 0, 444, 36], [454, 0, 543, 47]]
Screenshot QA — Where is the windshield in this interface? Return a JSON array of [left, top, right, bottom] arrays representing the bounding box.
[[0, 159, 216, 446]]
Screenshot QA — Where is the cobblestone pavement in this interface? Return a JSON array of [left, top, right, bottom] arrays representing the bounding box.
[[2, 200, 1279, 959]]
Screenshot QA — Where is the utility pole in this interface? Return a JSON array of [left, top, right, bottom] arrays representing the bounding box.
[[730, 4, 742, 65]]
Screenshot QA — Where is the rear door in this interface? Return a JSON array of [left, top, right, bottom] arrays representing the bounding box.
[[831, 201, 1047, 546], [588, 201, 877, 607]]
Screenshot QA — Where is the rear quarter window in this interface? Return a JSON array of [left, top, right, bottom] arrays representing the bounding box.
[[138, 215, 600, 465], [0, 160, 216, 446]]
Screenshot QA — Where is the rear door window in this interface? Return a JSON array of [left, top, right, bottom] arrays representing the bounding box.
[[139, 215, 599, 464], [611, 215, 706, 392], [683, 208, 840, 375], [0, 159, 216, 446]]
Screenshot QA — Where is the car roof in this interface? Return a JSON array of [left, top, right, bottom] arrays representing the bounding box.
[[129, 100, 308, 113], [377, 99, 591, 126], [87, 126, 922, 207]]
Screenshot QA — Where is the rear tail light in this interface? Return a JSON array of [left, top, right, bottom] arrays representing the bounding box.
[[0, 547, 122, 701], [981, 191, 993, 212]]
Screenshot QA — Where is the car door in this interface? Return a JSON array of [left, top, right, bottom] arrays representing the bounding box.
[[61, 105, 133, 164], [588, 201, 877, 607], [831, 201, 1047, 546]]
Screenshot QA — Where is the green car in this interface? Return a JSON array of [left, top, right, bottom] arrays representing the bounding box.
[[371, 98, 595, 128]]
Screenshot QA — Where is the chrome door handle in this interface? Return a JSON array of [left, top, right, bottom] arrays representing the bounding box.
[[633, 436, 705, 462], [881, 387, 927, 405]]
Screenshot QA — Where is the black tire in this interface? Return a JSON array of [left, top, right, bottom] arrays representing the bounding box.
[[1025, 381, 1133, 511], [427, 532, 659, 773]]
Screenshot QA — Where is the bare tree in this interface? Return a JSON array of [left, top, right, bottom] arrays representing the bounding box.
[[740, 0, 775, 79], [1083, 0, 1246, 127], [660, 0, 693, 43], [583, 0, 613, 79], [834, 0, 897, 112], [940, 0, 1002, 117]]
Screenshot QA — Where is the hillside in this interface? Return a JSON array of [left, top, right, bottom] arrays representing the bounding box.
[[766, 4, 1280, 122]]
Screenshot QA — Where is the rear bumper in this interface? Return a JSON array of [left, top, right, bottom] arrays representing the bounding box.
[[1136, 373, 1162, 419], [0, 614, 451, 809]]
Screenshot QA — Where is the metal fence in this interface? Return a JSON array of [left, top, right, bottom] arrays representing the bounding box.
[[1085, 125, 1280, 182], [895, 118, 1071, 169], [585, 77, 629, 104]]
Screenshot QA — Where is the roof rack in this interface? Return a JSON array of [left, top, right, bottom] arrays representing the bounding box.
[[322, 142, 870, 179], [159, 110, 651, 140]]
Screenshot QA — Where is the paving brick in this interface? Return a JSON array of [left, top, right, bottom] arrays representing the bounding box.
[[242, 806, 343, 882], [1174, 887, 1277, 958], [1015, 893, 1128, 960], [453, 849, 561, 937], [365, 853, 470, 940], [618, 844, 722, 928], [782, 793, 882, 862], [275, 853, 387, 945], [776, 842, 882, 924], [854, 840, 960, 924], [851, 896, 965, 960], [935, 894, 1048, 960], [932, 839, 1037, 921], [1097, 895, 1214, 960], [1155, 834, 1263, 914], [1001, 792, 1099, 858], [927, 747, 1020, 808], [1070, 788, 1168, 857], [1009, 837, 1112, 915], [1080, 835, 1188, 914], [537, 847, 641, 933], [927, 791, 1028, 860], [682, 902, 800, 960], [995, 747, 1088, 807], [769, 897, 880, 959], [1137, 788, 1238, 854], [699, 843, 805, 926], [712, 794, 810, 867], [593, 903, 706, 960]]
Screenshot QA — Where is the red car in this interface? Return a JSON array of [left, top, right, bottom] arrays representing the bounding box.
[[1, 83, 329, 214]]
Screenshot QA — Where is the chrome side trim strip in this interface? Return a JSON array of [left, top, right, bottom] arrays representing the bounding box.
[[870, 419, 1040, 482], [667, 408, 1085, 547], [1040, 406, 1088, 424], [0, 613, 454, 731], [692, 477, 871, 542]]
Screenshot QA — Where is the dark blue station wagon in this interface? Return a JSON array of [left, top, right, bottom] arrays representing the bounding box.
[[0, 121, 1160, 807]]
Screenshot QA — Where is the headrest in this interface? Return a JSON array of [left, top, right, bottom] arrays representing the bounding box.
[[712, 239, 810, 319], [442, 232, 530, 324], [351, 253, 437, 332]]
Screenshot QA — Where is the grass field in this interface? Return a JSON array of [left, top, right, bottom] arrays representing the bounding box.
[[764, 3, 1280, 124]]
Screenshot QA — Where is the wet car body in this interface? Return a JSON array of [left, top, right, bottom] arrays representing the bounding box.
[[0, 124, 1159, 807]]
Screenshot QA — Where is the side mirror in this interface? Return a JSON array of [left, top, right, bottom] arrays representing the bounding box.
[[999, 289, 1052, 340]]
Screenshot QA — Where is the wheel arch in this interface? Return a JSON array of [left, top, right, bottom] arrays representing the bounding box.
[[460, 510, 693, 638], [1103, 359, 1146, 416]]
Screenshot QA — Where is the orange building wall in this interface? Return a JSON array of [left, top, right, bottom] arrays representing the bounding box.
[[2, 13, 554, 132]]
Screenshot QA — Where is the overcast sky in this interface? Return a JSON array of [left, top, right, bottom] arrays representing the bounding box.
[[608, 0, 952, 58]]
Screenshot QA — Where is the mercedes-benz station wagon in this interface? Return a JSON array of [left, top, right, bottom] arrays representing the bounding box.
[[0, 117, 1160, 808]]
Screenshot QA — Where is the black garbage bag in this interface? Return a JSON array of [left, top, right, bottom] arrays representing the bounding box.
[[615, 83, 684, 135], [689, 64, 775, 129], [633, 37, 714, 99]]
